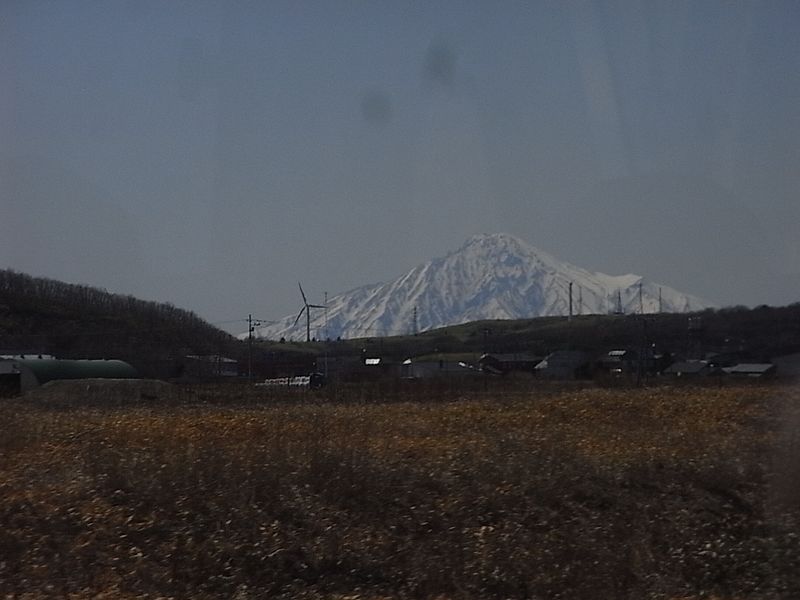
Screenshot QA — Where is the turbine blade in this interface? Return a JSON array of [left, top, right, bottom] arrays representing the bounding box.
[[293, 306, 306, 326], [298, 282, 308, 305]]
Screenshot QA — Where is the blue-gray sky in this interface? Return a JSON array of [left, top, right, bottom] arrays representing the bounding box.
[[2, 1, 798, 332]]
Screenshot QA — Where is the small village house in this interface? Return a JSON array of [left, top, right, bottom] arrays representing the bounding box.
[[663, 360, 720, 378], [534, 351, 591, 379], [479, 353, 541, 375], [401, 358, 477, 379]]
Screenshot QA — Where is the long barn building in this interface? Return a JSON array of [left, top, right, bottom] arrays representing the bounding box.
[[0, 357, 138, 396]]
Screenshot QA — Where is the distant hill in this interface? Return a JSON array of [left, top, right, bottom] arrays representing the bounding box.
[[417, 304, 800, 360], [250, 233, 711, 341], [265, 303, 800, 369], [0, 269, 240, 377]]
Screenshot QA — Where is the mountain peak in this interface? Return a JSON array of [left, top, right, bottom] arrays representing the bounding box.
[[462, 232, 528, 250], [248, 235, 712, 340]]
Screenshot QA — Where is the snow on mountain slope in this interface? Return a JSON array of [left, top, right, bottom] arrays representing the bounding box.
[[247, 233, 712, 340]]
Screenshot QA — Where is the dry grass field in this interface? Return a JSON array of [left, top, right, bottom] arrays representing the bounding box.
[[1, 382, 799, 599]]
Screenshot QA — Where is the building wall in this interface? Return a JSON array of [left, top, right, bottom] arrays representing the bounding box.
[[0, 360, 40, 393], [5, 359, 137, 392]]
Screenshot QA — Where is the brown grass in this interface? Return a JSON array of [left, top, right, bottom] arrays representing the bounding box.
[[1, 383, 798, 599]]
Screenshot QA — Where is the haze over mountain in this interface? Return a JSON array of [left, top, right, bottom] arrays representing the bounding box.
[[248, 234, 711, 341]]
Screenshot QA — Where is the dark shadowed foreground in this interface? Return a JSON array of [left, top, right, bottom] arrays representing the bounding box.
[[1, 384, 799, 599]]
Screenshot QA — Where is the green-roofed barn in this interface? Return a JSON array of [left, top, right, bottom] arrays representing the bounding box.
[[0, 358, 138, 395]]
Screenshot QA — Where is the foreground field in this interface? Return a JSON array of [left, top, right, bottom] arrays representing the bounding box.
[[1, 383, 799, 599]]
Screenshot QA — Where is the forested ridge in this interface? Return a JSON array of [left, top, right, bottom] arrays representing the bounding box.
[[0, 269, 240, 376]]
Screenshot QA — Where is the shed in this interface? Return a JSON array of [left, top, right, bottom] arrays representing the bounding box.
[[184, 355, 239, 378], [0, 358, 138, 395], [663, 360, 719, 378], [722, 363, 776, 378], [772, 353, 800, 380], [325, 355, 400, 382]]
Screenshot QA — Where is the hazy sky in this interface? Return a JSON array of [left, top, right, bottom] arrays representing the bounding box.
[[2, 1, 799, 333]]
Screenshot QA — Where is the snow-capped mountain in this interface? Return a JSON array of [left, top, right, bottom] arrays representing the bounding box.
[[247, 233, 712, 340]]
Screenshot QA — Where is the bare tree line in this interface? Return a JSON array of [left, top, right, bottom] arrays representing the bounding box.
[[0, 269, 237, 371]]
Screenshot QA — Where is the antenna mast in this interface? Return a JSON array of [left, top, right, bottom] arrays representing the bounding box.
[[639, 282, 644, 314], [614, 289, 623, 315]]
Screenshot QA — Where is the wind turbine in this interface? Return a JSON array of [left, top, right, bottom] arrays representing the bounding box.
[[294, 282, 326, 342]]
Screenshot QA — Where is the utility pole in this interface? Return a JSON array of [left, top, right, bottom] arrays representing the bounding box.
[[324, 291, 329, 340], [247, 314, 262, 382], [637, 317, 647, 387], [323, 291, 329, 377], [413, 306, 419, 336], [568, 282, 573, 321], [248, 314, 253, 382], [658, 287, 663, 313]]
